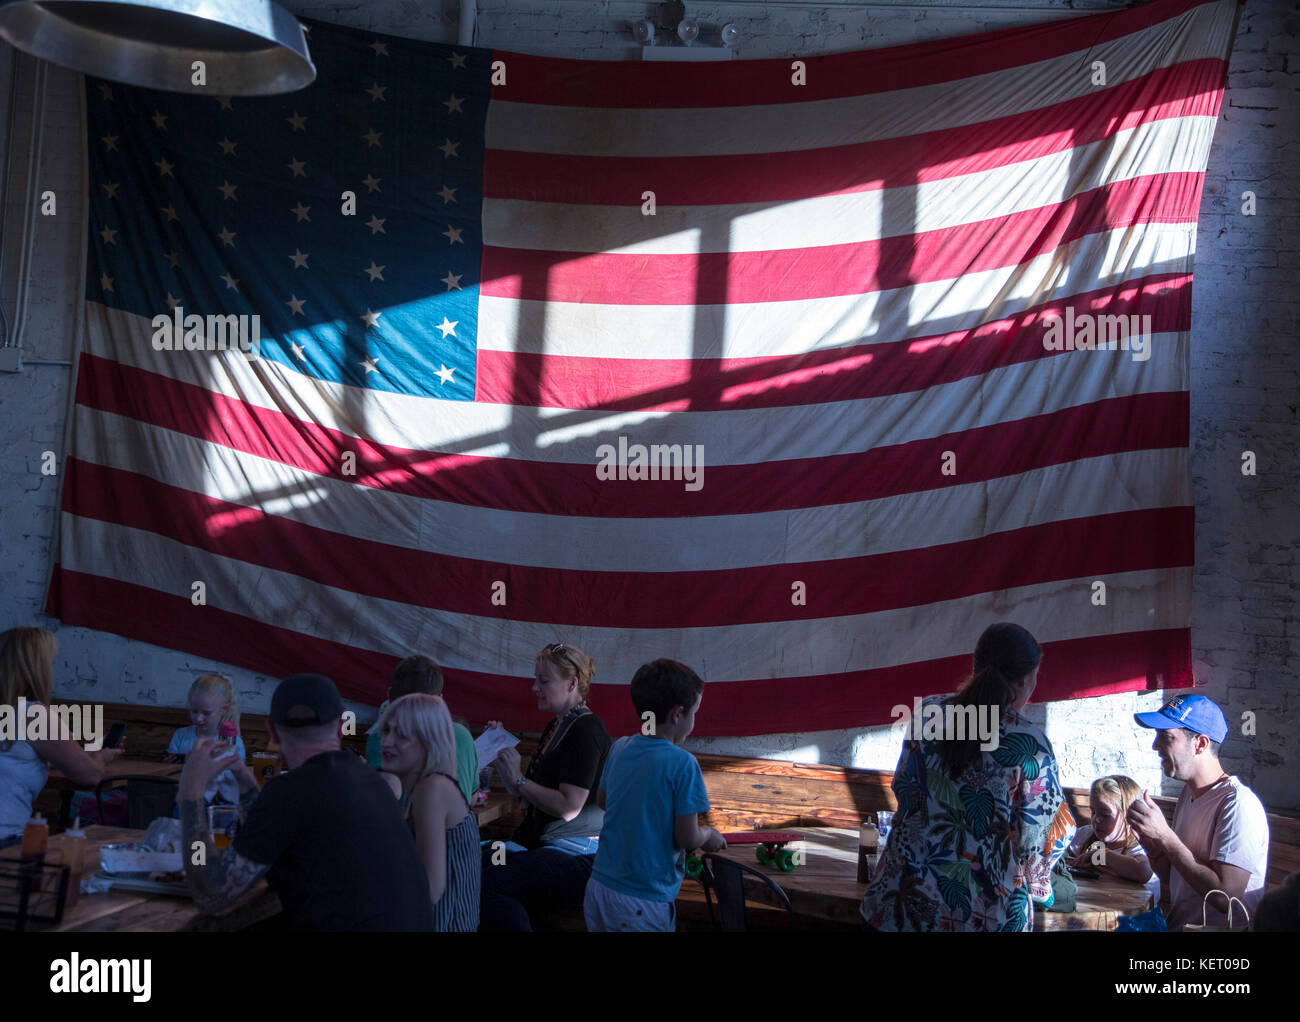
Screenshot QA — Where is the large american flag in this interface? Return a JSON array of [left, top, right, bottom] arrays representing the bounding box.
[[49, 0, 1240, 736]]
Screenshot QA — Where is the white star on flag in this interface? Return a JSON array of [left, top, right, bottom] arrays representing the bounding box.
[[360, 309, 382, 328], [285, 295, 306, 316], [436, 318, 458, 338], [435, 364, 456, 385], [443, 225, 463, 245]]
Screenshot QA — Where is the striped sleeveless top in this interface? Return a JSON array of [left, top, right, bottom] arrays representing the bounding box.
[[403, 772, 481, 932]]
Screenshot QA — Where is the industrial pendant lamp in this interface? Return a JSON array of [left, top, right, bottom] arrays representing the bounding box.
[[0, 0, 315, 95]]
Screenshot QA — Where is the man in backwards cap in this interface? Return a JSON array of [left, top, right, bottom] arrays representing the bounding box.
[[180, 673, 434, 930], [1127, 694, 1269, 930]]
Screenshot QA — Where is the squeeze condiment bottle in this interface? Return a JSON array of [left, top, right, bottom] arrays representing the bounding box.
[[21, 813, 49, 861], [857, 821, 879, 884], [62, 820, 87, 909]]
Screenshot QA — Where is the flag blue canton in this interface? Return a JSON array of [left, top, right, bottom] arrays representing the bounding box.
[[84, 17, 489, 401]]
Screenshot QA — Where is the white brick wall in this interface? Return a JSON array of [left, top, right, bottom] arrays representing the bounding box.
[[0, 1, 1294, 809]]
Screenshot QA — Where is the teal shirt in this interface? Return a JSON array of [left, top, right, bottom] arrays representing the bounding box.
[[367, 712, 479, 807]]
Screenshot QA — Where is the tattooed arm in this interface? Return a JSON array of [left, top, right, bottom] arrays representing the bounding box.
[[177, 737, 271, 915], [179, 796, 271, 914]]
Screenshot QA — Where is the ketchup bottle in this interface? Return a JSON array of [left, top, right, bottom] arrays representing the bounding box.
[[21, 813, 49, 862]]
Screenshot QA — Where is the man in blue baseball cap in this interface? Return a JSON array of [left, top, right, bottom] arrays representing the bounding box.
[[1126, 694, 1269, 930]]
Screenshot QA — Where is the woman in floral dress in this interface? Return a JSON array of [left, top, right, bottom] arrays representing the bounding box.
[[860, 622, 1069, 931]]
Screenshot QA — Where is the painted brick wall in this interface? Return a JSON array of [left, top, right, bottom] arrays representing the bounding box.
[[0, 1, 1294, 809]]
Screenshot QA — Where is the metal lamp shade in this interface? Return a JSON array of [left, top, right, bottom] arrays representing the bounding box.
[[0, 0, 314, 95]]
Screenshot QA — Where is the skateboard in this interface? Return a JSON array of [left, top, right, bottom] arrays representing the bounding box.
[[685, 831, 803, 878]]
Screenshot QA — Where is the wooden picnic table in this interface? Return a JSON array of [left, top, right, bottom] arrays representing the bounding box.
[[10, 790, 508, 932], [678, 827, 1153, 931], [45, 762, 508, 826], [1, 825, 279, 932], [44, 759, 183, 827]]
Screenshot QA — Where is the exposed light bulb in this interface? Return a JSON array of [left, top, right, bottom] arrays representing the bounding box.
[[720, 23, 740, 48], [677, 19, 700, 44], [632, 19, 655, 45]]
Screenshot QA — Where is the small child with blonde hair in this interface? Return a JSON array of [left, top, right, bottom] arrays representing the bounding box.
[[166, 673, 244, 804], [1069, 774, 1159, 902]]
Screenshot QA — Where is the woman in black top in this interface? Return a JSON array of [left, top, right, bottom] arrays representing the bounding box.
[[479, 642, 611, 931]]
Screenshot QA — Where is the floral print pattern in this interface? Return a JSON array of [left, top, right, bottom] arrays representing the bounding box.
[[861, 696, 1068, 931]]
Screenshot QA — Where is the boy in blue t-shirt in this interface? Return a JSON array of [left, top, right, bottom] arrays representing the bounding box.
[[584, 659, 726, 931]]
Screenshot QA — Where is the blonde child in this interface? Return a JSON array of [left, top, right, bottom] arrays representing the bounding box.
[[1070, 774, 1160, 902], [166, 674, 244, 804]]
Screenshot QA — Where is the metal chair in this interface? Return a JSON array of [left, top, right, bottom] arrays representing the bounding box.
[[695, 853, 795, 932], [93, 776, 180, 830]]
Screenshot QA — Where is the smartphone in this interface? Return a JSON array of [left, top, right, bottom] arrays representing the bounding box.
[[106, 722, 126, 749], [1071, 866, 1101, 880]]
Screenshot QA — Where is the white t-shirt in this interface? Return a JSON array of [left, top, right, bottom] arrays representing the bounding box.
[[1167, 776, 1269, 930], [167, 726, 246, 804], [1073, 823, 1162, 905]]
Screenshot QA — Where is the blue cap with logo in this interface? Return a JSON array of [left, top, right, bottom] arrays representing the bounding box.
[[1133, 694, 1227, 743]]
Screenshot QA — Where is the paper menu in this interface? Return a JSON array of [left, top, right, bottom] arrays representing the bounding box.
[[474, 725, 519, 766]]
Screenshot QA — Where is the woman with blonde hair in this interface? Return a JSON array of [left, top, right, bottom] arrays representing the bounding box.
[[378, 693, 479, 930], [0, 627, 123, 846], [479, 641, 611, 931]]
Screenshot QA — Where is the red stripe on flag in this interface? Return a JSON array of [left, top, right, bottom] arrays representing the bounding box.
[[74, 356, 1190, 518], [45, 567, 1190, 735], [488, 0, 1221, 107], [480, 174, 1206, 303], [62, 458, 1192, 627], [484, 62, 1226, 204], [476, 273, 1192, 410]]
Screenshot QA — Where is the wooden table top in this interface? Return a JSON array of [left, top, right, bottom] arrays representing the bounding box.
[[45, 759, 183, 789], [474, 791, 510, 826], [1, 826, 279, 932], [679, 827, 1153, 931], [10, 793, 507, 931]]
